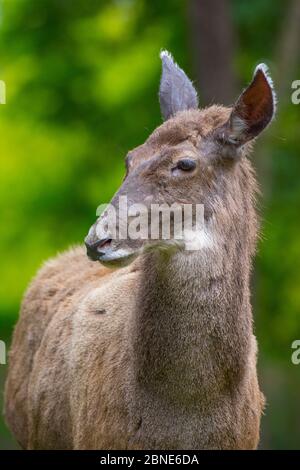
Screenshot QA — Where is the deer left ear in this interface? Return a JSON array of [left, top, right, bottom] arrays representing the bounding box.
[[220, 64, 276, 147], [159, 50, 198, 121]]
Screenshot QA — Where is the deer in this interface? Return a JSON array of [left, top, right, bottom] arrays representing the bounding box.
[[4, 51, 276, 449]]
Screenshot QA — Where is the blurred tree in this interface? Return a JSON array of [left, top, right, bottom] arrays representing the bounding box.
[[188, 0, 236, 105], [276, 0, 300, 101]]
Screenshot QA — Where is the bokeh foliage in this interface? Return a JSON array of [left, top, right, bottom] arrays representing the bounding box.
[[0, 0, 300, 449]]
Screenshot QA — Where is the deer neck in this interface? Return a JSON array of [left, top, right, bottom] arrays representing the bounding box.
[[131, 241, 253, 406]]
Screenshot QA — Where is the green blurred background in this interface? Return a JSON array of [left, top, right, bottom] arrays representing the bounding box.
[[1, 0, 300, 449]]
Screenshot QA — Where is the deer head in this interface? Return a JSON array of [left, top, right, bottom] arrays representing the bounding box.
[[85, 51, 276, 267]]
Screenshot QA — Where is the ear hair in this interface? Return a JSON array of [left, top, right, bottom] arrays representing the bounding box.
[[254, 63, 277, 113], [216, 63, 276, 149], [159, 50, 198, 121]]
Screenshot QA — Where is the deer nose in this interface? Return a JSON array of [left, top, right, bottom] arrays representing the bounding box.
[[85, 237, 112, 261]]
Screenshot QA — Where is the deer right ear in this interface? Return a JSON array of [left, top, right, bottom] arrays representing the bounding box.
[[159, 50, 198, 121], [218, 64, 276, 148]]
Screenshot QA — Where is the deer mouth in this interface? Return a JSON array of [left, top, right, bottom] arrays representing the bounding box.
[[97, 238, 112, 251], [85, 237, 112, 261], [85, 229, 141, 267], [97, 248, 139, 268]]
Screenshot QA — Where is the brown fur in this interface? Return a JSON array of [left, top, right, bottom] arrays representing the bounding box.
[[5, 106, 266, 449]]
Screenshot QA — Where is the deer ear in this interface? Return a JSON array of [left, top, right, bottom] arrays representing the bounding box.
[[159, 50, 198, 121], [220, 64, 276, 147]]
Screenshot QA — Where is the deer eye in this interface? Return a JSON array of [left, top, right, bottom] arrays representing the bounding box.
[[175, 159, 197, 172]]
